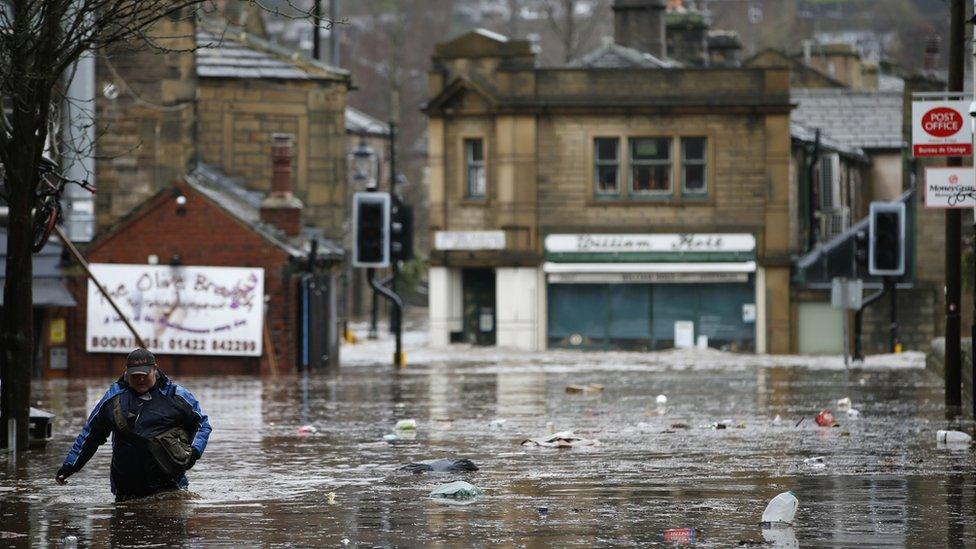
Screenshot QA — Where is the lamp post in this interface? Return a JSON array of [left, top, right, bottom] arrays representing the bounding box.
[[348, 136, 379, 339]]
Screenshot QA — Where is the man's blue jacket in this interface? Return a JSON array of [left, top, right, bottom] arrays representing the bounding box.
[[61, 371, 212, 499]]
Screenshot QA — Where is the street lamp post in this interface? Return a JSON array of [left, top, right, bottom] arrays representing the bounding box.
[[348, 136, 379, 339]]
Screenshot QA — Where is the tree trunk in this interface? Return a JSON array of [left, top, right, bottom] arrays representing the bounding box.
[[0, 22, 51, 450], [0, 144, 36, 452]]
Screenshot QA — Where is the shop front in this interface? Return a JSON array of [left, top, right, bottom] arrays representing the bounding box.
[[544, 233, 760, 352]]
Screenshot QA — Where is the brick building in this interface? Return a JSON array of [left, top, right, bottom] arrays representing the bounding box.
[[425, 0, 794, 353], [58, 137, 342, 377]]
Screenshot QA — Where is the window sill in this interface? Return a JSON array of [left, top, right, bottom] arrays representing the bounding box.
[[461, 197, 490, 206], [586, 196, 715, 207]]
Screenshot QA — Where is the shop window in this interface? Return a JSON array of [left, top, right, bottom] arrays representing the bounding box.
[[593, 137, 620, 196], [464, 138, 486, 199], [629, 137, 671, 196], [681, 137, 707, 196]]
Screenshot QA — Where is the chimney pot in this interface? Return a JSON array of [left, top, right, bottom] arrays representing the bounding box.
[[923, 34, 941, 74]]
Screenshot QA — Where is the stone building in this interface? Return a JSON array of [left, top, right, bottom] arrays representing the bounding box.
[[424, 0, 794, 353], [92, 17, 351, 241], [775, 44, 947, 354]]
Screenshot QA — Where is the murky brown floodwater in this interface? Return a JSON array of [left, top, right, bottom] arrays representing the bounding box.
[[2, 357, 975, 547]]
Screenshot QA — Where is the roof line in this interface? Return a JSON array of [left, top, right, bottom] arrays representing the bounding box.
[[197, 16, 350, 81]]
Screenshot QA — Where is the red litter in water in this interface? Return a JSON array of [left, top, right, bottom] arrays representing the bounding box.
[[662, 528, 696, 544], [297, 425, 317, 435], [815, 410, 836, 427]]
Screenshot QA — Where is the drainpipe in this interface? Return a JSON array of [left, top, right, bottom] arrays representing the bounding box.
[[806, 129, 822, 252]]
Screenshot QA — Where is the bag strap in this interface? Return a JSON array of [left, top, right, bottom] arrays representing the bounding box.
[[112, 397, 135, 436]]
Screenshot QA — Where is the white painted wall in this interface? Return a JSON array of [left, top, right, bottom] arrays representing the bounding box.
[[755, 267, 767, 354], [428, 267, 462, 347], [496, 267, 543, 350]]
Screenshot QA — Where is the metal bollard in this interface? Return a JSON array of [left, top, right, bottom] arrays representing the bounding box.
[[7, 418, 15, 455]]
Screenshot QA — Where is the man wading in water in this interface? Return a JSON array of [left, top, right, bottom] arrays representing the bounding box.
[[56, 348, 212, 501]]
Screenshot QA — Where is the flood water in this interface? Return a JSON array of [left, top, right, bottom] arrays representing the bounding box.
[[2, 353, 975, 547]]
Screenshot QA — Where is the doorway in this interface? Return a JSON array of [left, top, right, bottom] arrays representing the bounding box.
[[462, 268, 495, 345]]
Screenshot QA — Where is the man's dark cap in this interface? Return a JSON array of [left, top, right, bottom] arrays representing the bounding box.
[[126, 348, 156, 375]]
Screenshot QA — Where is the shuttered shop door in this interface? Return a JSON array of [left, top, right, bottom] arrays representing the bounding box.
[[548, 281, 754, 351]]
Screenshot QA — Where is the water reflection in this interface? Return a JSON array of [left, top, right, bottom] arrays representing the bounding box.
[[1, 363, 974, 546]]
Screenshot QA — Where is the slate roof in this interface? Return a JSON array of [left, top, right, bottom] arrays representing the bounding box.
[[0, 228, 76, 307], [186, 164, 343, 261], [790, 121, 867, 161], [569, 42, 679, 69], [345, 106, 390, 137], [196, 18, 348, 81], [791, 88, 905, 150]]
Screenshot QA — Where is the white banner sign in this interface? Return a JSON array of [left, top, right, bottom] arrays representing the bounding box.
[[924, 167, 976, 208], [86, 264, 264, 356], [434, 230, 506, 250], [545, 233, 756, 254], [912, 100, 972, 157]]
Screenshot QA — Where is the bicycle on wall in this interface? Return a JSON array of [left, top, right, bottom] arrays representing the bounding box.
[[30, 156, 95, 253]]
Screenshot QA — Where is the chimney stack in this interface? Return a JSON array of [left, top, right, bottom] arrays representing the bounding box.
[[924, 34, 941, 75], [260, 133, 303, 237], [613, 0, 667, 59]]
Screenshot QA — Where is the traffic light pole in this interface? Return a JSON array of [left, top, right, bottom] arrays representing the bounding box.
[[888, 277, 898, 353], [367, 267, 404, 367], [388, 121, 400, 338], [945, 0, 964, 415], [972, 0, 976, 422]]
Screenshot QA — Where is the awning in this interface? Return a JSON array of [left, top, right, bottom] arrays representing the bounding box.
[[0, 278, 77, 308], [543, 261, 756, 284]]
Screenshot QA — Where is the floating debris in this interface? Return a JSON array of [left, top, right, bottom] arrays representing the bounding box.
[[395, 419, 417, 431], [429, 481, 483, 500], [400, 458, 479, 474], [521, 430, 600, 448], [565, 384, 604, 394]]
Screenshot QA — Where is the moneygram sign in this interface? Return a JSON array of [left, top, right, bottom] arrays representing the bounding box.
[[912, 101, 972, 157], [925, 167, 976, 209]]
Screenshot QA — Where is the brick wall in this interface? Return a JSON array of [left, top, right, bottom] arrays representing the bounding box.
[[65, 182, 298, 377], [197, 79, 348, 240]]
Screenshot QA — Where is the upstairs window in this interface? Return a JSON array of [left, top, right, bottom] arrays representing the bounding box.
[[681, 137, 707, 196], [629, 138, 671, 195], [465, 138, 486, 199], [593, 137, 620, 196]]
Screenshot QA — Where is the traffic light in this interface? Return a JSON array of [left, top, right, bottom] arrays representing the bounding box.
[[868, 201, 905, 277], [854, 229, 868, 270], [390, 202, 414, 262], [352, 192, 391, 268]]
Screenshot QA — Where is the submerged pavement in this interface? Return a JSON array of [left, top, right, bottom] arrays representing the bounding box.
[[2, 332, 975, 547]]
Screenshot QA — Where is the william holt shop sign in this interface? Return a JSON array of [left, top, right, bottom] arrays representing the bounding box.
[[912, 101, 972, 157], [544, 233, 756, 254]]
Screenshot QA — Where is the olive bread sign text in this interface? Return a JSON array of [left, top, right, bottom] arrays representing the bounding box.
[[86, 264, 264, 356]]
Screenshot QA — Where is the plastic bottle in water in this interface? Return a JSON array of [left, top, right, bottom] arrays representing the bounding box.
[[761, 491, 798, 525], [937, 430, 972, 444]]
